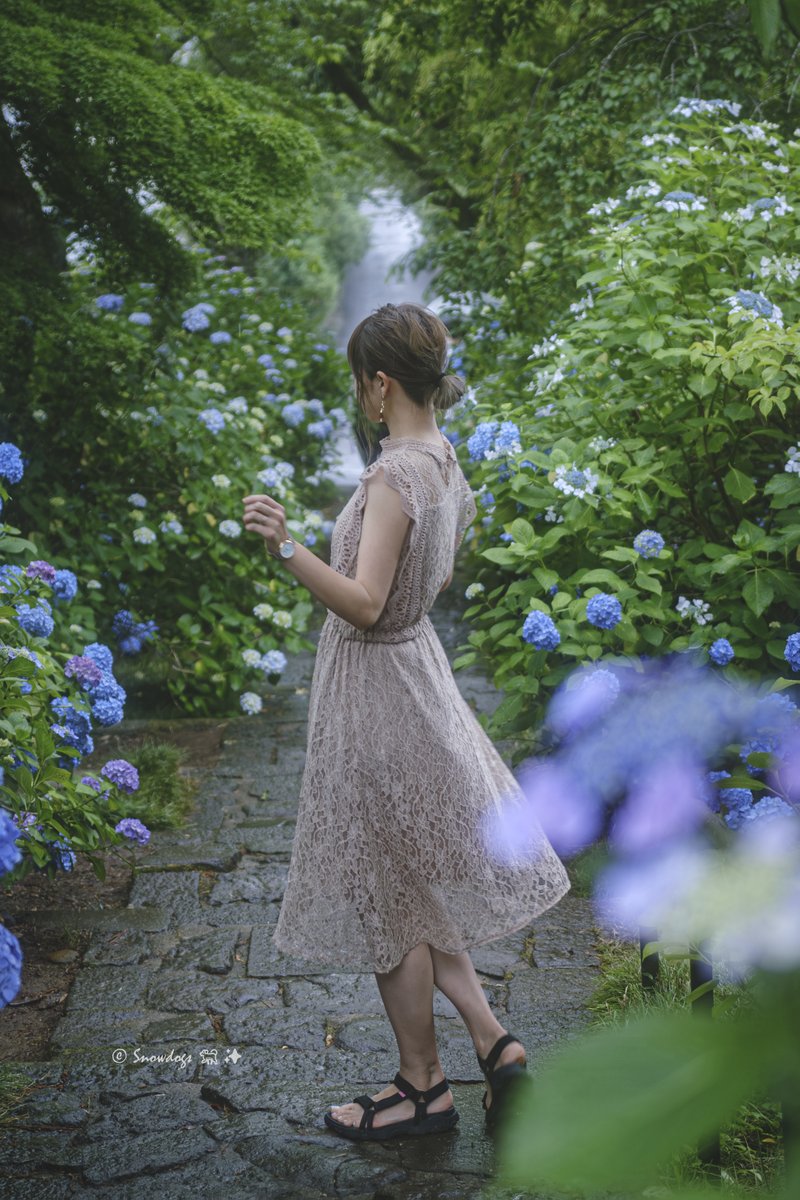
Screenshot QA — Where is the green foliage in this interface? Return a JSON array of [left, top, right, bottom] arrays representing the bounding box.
[[0, 0, 324, 403], [445, 102, 800, 747], [120, 736, 194, 830]]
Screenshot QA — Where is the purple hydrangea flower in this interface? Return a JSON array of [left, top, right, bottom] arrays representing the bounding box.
[[585, 592, 623, 630], [25, 559, 57, 584], [101, 759, 140, 793], [64, 655, 104, 689], [115, 817, 150, 845]]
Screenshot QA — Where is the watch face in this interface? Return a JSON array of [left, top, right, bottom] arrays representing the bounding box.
[[279, 539, 295, 559]]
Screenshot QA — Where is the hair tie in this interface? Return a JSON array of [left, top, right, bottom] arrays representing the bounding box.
[[436, 370, 446, 383]]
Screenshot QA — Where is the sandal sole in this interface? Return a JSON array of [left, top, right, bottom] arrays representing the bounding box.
[[484, 1065, 532, 1130], [324, 1107, 459, 1141]]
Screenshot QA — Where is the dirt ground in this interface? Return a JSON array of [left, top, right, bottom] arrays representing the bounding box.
[[0, 719, 227, 1063]]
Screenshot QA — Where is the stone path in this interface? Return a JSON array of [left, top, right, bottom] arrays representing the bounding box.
[[0, 570, 601, 1199]]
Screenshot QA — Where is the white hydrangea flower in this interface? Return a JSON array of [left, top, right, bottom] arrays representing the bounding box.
[[219, 519, 241, 538], [128, 493, 147, 508], [528, 333, 565, 360], [675, 595, 714, 625], [552, 464, 600, 499], [212, 474, 231, 488], [544, 506, 564, 523], [253, 602, 275, 620], [586, 196, 622, 217], [132, 526, 157, 544], [272, 610, 292, 629], [465, 582, 485, 600], [86, 579, 102, 589], [240, 691, 263, 715], [785, 446, 800, 475], [625, 180, 662, 201], [241, 649, 262, 667]]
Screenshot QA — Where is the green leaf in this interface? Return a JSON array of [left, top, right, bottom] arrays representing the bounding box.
[[724, 467, 756, 504], [498, 1009, 771, 1194], [480, 547, 517, 565], [579, 568, 625, 587], [748, 0, 781, 55], [743, 572, 774, 617], [510, 517, 536, 546], [635, 570, 662, 595], [637, 330, 664, 352]]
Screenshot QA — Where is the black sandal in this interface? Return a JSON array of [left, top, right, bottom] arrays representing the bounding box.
[[476, 1032, 530, 1130], [324, 1070, 459, 1141]]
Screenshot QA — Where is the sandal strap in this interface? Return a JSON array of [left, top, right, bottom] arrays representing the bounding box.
[[477, 1032, 524, 1077], [351, 1093, 376, 1130], [393, 1071, 450, 1124]]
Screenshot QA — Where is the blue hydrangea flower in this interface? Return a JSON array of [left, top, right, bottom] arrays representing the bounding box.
[[83, 642, 114, 673], [784, 632, 800, 672], [52, 569, 78, 602], [308, 418, 334, 438], [281, 402, 305, 428], [739, 733, 779, 776], [95, 293, 125, 312], [307, 398, 326, 416], [633, 529, 665, 558], [739, 796, 795, 825], [15, 599, 54, 639], [0, 809, 24, 876], [101, 758, 140, 793], [182, 303, 215, 332], [261, 650, 288, 674], [0, 922, 23, 1008], [115, 817, 150, 845], [0, 564, 25, 593], [119, 635, 143, 655], [467, 421, 499, 461], [720, 787, 754, 829], [112, 610, 137, 637], [209, 330, 232, 344], [198, 407, 226, 434], [494, 421, 522, 454], [709, 638, 734, 666], [49, 837, 76, 871], [0, 442, 25, 485], [521, 611, 561, 651], [754, 691, 797, 726], [128, 312, 152, 326], [257, 353, 274, 367], [240, 691, 263, 715], [585, 592, 623, 630]]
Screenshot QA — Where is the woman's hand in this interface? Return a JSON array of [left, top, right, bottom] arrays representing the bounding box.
[[242, 493, 289, 557]]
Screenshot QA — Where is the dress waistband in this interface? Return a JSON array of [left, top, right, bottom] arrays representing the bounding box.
[[330, 612, 431, 644]]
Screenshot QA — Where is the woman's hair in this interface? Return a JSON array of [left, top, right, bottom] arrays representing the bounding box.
[[347, 301, 465, 455]]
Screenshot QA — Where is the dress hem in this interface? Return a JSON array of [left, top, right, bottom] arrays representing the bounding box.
[[271, 878, 571, 975]]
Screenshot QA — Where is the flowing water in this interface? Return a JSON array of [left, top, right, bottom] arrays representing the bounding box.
[[323, 189, 440, 487]]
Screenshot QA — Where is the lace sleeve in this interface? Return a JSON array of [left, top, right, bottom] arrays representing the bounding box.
[[359, 454, 418, 522], [454, 477, 478, 553]]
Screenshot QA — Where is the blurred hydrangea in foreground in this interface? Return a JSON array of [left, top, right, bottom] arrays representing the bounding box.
[[481, 654, 800, 974]]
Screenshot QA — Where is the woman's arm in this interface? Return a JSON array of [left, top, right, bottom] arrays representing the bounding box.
[[243, 468, 410, 632]]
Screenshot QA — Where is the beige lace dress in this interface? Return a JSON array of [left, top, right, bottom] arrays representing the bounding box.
[[271, 432, 571, 973]]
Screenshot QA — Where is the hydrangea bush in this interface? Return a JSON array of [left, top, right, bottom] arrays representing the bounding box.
[[1, 477, 153, 1010], [7, 246, 353, 714], [445, 99, 800, 750]]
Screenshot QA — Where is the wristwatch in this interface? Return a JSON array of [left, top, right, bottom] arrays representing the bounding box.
[[275, 536, 296, 560]]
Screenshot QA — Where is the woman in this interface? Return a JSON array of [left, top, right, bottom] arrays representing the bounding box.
[[242, 302, 570, 1141]]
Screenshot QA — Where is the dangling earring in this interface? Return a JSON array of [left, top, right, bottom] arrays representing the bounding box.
[[379, 392, 385, 420]]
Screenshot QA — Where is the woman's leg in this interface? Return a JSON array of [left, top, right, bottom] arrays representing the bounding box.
[[427, 945, 527, 1083], [328, 942, 454, 1128]]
